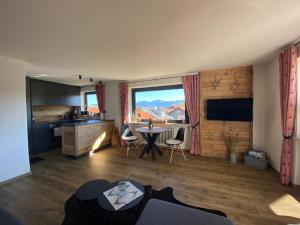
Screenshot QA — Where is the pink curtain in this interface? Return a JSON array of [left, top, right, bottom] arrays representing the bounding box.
[[95, 83, 105, 113], [279, 46, 298, 185], [119, 82, 129, 124], [182, 73, 200, 155]]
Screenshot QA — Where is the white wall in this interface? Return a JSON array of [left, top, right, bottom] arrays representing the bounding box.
[[0, 56, 30, 183], [105, 82, 121, 129], [253, 65, 266, 150], [264, 57, 282, 172]]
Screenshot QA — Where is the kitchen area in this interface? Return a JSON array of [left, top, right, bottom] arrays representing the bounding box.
[[26, 78, 114, 158]]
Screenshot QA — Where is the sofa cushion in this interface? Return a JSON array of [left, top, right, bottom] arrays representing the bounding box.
[[0, 206, 24, 225], [136, 199, 234, 225]]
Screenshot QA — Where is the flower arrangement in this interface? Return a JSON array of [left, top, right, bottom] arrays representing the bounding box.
[[223, 132, 240, 163]]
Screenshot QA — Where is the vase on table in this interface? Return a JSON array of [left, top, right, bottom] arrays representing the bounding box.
[[148, 118, 153, 130], [230, 152, 237, 164], [223, 133, 239, 164]]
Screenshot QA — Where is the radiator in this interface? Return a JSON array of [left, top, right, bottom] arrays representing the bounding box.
[[157, 128, 174, 147]]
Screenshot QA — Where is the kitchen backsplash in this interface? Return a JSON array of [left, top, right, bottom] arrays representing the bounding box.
[[32, 105, 76, 122]]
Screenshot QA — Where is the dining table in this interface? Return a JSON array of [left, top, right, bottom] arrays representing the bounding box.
[[135, 127, 167, 161]]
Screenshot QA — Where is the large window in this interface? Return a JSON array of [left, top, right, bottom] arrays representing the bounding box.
[[85, 92, 99, 113], [132, 85, 187, 123]]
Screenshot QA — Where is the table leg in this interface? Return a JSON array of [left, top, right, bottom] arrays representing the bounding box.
[[139, 132, 162, 160], [148, 133, 154, 160], [149, 133, 161, 160], [139, 133, 151, 158], [153, 143, 163, 155], [139, 143, 150, 158]]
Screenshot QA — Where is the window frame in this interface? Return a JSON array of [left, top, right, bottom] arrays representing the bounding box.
[[84, 91, 99, 113], [132, 84, 189, 124]]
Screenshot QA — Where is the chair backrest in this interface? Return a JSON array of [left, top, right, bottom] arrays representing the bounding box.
[[121, 124, 134, 138], [175, 127, 185, 142], [121, 124, 129, 135]]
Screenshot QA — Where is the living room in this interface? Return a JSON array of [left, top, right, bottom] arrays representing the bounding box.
[[1, 1, 300, 225]]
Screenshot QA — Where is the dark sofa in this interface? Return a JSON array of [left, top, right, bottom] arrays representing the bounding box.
[[1, 199, 234, 225], [0, 206, 24, 225]]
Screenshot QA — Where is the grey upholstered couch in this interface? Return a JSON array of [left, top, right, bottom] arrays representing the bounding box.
[[136, 199, 234, 225], [0, 206, 24, 225]]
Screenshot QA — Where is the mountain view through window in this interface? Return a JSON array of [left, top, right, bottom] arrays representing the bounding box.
[[133, 86, 185, 122], [85, 92, 99, 113]]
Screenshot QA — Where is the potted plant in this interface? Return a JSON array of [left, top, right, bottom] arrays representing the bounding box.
[[223, 133, 239, 163]]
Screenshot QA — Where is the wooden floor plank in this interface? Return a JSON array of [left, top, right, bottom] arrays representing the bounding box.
[[0, 147, 300, 225]]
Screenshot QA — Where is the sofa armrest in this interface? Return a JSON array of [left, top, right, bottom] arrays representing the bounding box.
[[0, 206, 24, 225]]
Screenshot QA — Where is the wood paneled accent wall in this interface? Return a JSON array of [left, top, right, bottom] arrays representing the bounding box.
[[200, 66, 253, 159], [32, 106, 74, 122]]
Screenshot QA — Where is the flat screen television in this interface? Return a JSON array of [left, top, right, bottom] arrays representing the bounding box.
[[206, 98, 253, 122]]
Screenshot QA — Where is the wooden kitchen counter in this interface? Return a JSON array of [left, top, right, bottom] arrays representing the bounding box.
[[61, 120, 114, 156]]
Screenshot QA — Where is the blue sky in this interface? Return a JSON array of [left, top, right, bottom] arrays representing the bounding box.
[[87, 94, 98, 105], [136, 89, 185, 102]]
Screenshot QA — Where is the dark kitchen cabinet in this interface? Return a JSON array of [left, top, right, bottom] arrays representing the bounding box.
[[32, 122, 52, 154], [30, 78, 81, 106], [28, 78, 81, 155], [31, 79, 46, 105], [46, 82, 66, 105], [65, 85, 81, 106]]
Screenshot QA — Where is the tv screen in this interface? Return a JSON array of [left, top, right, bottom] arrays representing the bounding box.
[[206, 98, 253, 122]]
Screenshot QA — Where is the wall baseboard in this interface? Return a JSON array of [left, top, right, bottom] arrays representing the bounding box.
[[0, 171, 32, 186]]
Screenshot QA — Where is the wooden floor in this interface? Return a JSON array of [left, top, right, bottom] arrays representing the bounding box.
[[1, 147, 300, 225]]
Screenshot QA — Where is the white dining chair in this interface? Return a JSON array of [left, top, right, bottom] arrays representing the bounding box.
[[121, 124, 139, 157], [165, 127, 187, 164]]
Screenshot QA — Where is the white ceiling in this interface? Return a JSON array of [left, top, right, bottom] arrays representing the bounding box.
[[0, 0, 300, 85]]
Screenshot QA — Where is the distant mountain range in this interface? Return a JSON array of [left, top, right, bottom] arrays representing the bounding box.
[[136, 99, 184, 108]]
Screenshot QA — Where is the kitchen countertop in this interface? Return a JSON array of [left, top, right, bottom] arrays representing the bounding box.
[[61, 119, 114, 127]]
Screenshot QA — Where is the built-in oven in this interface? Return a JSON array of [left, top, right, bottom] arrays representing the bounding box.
[[49, 122, 62, 149], [50, 123, 62, 139]]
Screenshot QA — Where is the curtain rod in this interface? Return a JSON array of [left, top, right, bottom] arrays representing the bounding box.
[[126, 72, 199, 84], [126, 75, 183, 84], [293, 41, 300, 46]]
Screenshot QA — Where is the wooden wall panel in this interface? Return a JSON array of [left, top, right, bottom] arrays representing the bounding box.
[[200, 66, 253, 159]]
